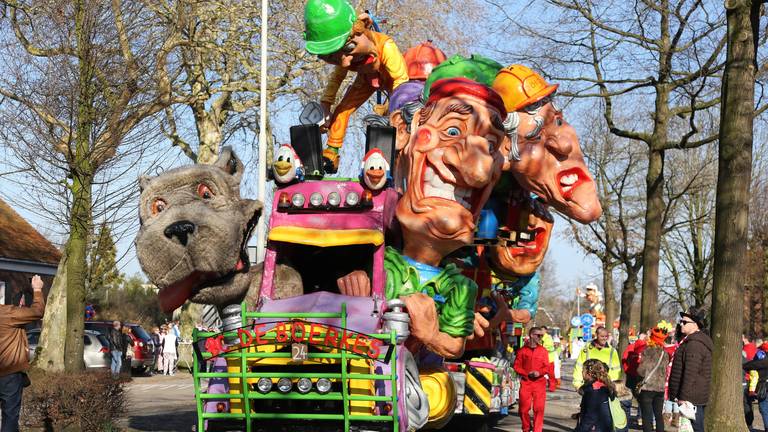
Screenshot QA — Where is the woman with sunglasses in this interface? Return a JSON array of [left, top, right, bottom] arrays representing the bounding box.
[[667, 307, 713, 432], [304, 0, 409, 173]]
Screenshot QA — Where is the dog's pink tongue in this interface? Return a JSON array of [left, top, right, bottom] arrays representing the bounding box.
[[158, 277, 196, 313]]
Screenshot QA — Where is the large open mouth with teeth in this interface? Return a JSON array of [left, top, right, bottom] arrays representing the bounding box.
[[498, 227, 548, 256], [557, 168, 588, 200], [421, 162, 484, 216]]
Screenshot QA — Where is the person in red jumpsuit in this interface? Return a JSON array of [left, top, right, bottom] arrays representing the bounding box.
[[514, 326, 555, 432]]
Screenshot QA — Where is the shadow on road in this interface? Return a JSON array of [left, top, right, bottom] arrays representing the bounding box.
[[125, 410, 196, 432]]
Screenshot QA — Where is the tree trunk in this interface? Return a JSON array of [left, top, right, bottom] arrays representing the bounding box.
[[32, 249, 68, 371], [64, 171, 91, 372], [640, 148, 665, 331], [602, 259, 617, 331], [618, 269, 639, 360], [706, 2, 759, 430], [64, 0, 93, 372], [763, 245, 768, 337]]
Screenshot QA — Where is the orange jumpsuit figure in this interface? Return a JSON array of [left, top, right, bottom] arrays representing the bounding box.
[[304, 0, 408, 172], [514, 328, 555, 432]]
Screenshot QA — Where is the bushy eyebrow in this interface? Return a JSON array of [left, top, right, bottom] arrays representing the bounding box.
[[439, 103, 474, 120]]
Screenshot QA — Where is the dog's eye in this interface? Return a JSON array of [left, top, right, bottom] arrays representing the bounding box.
[[151, 199, 166, 215], [197, 184, 214, 199]]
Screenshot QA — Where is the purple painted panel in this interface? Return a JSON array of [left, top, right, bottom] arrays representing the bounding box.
[[255, 291, 382, 335]]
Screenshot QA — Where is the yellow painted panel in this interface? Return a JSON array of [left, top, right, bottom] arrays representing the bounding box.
[[268, 226, 384, 247]]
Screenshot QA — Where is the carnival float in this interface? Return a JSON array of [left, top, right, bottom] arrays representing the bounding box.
[[134, 0, 602, 430]]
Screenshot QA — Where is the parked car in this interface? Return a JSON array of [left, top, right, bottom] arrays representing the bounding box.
[[84, 321, 155, 373], [27, 329, 111, 369]]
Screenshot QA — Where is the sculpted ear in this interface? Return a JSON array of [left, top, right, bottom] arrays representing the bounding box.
[[357, 13, 373, 29], [390, 111, 411, 152], [139, 175, 152, 193], [216, 146, 244, 183]]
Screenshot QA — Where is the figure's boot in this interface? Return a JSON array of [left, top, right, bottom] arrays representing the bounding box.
[[322, 148, 340, 173]]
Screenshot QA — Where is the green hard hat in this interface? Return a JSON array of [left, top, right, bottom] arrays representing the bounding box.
[[423, 54, 504, 99], [304, 0, 356, 55]]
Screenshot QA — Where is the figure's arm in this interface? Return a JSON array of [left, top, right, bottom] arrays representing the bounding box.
[[3, 275, 45, 325], [321, 66, 348, 106], [402, 293, 465, 359], [380, 39, 409, 90], [326, 76, 375, 149]]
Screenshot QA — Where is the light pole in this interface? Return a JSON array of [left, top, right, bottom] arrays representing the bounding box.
[[255, 0, 269, 263]]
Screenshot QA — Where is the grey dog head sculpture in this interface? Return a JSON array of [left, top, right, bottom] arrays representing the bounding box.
[[135, 147, 302, 312]]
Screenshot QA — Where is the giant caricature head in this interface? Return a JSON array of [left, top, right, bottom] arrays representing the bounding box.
[[492, 65, 602, 224], [391, 78, 506, 265], [488, 176, 554, 276]]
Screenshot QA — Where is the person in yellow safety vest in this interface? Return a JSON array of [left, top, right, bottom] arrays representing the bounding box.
[[573, 326, 621, 389], [541, 326, 559, 390]]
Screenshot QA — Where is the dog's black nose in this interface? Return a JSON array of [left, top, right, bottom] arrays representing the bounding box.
[[164, 221, 195, 246]]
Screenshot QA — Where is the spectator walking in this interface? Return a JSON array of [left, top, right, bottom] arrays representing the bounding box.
[[637, 321, 672, 432], [150, 327, 161, 375], [667, 307, 712, 432], [575, 359, 617, 432], [513, 326, 555, 432], [0, 275, 45, 432], [162, 327, 178, 376], [573, 326, 622, 389], [622, 330, 648, 425], [743, 344, 768, 431], [120, 324, 134, 375], [541, 326, 559, 390], [107, 321, 133, 379]]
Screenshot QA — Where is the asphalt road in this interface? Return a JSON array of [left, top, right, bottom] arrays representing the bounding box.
[[118, 360, 762, 432]]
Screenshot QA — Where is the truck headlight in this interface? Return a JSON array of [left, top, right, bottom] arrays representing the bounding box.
[[277, 377, 293, 393], [316, 378, 332, 394], [309, 192, 324, 207], [327, 192, 341, 207], [256, 377, 273, 393], [345, 192, 360, 206], [291, 193, 305, 208], [296, 377, 312, 394]]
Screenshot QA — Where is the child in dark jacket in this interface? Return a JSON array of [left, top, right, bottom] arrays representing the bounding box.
[[575, 359, 617, 432]]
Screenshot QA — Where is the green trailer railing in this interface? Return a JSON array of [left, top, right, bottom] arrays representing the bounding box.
[[192, 302, 400, 432]]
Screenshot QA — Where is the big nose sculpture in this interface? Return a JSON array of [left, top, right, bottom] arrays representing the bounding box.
[[164, 221, 196, 246]]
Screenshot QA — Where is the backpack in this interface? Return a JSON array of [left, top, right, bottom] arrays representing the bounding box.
[[608, 395, 628, 432]]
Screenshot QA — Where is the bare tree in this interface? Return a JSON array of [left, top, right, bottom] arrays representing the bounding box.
[[0, 0, 183, 371], [144, 0, 490, 170], [660, 145, 717, 310], [491, 0, 736, 330], [566, 111, 646, 354], [707, 1, 762, 429]]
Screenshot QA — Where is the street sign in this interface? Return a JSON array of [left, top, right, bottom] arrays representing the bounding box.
[[582, 327, 593, 342], [571, 316, 581, 327], [580, 313, 595, 327]]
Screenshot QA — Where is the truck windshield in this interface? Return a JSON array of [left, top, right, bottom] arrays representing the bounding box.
[[276, 243, 375, 294]]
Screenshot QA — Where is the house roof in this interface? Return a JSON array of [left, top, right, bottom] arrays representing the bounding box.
[[0, 198, 61, 265]]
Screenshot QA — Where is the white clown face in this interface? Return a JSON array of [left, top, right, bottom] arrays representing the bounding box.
[[273, 145, 301, 184], [362, 151, 389, 190]]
